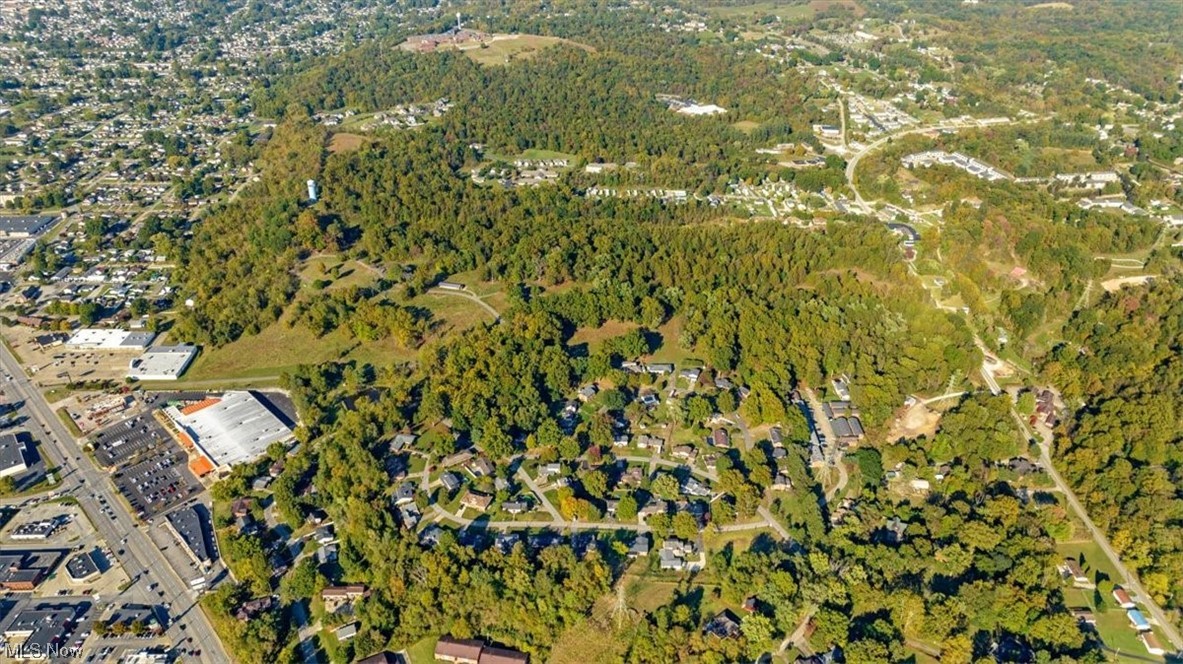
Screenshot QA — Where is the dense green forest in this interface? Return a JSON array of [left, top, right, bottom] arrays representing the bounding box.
[[169, 1, 1183, 661], [1042, 281, 1183, 613]]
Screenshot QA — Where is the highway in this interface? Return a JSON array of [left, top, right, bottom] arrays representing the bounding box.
[[0, 342, 229, 663]]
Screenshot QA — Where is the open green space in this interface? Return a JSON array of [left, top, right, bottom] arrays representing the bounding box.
[[702, 2, 814, 20], [406, 637, 436, 664]]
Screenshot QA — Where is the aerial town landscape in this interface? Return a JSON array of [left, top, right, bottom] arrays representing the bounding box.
[[0, 0, 1182, 663]]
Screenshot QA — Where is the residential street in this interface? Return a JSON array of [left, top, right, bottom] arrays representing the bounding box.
[[1025, 414, 1183, 650]]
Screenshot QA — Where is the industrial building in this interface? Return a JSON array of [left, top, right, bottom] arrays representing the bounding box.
[[126, 345, 198, 381], [65, 328, 155, 351], [0, 433, 29, 478], [164, 391, 292, 476], [0, 214, 56, 238]]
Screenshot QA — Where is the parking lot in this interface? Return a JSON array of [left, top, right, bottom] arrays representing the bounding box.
[[91, 413, 173, 468], [112, 449, 201, 520]]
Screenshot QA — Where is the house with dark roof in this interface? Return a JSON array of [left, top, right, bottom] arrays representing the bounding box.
[[769, 427, 784, 447], [440, 471, 462, 492], [480, 646, 528, 664], [704, 610, 742, 639], [394, 481, 417, 506], [502, 500, 529, 515], [1060, 559, 1090, 585], [629, 534, 650, 558]]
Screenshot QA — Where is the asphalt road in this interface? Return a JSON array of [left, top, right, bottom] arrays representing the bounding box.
[[1026, 415, 1183, 651], [843, 115, 1049, 211], [0, 342, 228, 663]]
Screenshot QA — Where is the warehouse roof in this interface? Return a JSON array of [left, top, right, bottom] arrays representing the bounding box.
[[66, 328, 155, 350], [0, 214, 55, 236], [166, 391, 291, 468], [127, 346, 198, 381], [0, 433, 28, 476]]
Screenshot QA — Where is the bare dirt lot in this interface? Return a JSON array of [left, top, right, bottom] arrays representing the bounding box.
[[887, 402, 941, 441]]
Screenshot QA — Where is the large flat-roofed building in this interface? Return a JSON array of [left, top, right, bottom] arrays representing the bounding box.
[[65, 328, 155, 351], [164, 391, 292, 474], [0, 549, 65, 591], [0, 433, 28, 478], [2, 601, 90, 657], [127, 345, 198, 381], [0, 214, 56, 238], [165, 505, 214, 568]]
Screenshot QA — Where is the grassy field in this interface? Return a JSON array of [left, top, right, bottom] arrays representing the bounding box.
[[327, 132, 367, 154], [569, 320, 640, 350], [703, 2, 814, 20], [183, 294, 488, 382], [299, 255, 381, 291], [645, 316, 705, 365], [448, 34, 593, 67], [704, 0, 859, 20], [483, 148, 576, 164], [732, 120, 761, 134], [180, 255, 498, 381], [405, 636, 437, 664]]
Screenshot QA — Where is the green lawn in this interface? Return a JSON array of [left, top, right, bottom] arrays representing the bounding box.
[[405, 636, 437, 664], [1057, 540, 1120, 585], [703, 2, 813, 20], [56, 407, 83, 438], [450, 34, 591, 67], [1092, 610, 1163, 661], [179, 288, 490, 382]]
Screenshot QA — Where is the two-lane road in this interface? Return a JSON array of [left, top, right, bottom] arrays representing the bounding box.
[[0, 342, 228, 663]]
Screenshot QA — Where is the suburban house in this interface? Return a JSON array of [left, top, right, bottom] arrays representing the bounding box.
[[1114, 588, 1136, 609], [460, 491, 493, 512], [1059, 559, 1090, 585], [393, 482, 416, 506], [1142, 632, 1164, 656], [435, 638, 485, 663], [440, 472, 462, 492], [1127, 609, 1151, 632], [435, 637, 528, 664], [322, 585, 369, 614], [659, 538, 701, 571], [709, 429, 730, 448], [629, 534, 650, 558], [703, 610, 741, 639]]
